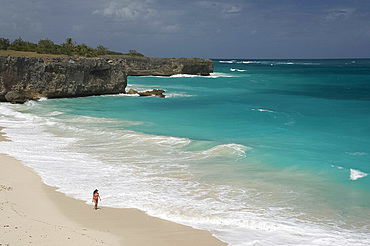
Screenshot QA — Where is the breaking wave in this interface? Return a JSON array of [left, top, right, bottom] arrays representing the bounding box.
[[350, 169, 368, 181]]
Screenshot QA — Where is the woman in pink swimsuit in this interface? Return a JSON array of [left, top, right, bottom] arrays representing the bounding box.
[[92, 189, 101, 210]]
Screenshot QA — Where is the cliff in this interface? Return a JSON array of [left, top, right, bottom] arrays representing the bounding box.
[[0, 55, 213, 103], [122, 56, 213, 76]]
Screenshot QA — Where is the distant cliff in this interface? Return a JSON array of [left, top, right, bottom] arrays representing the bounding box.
[[0, 55, 213, 103], [123, 56, 213, 76]]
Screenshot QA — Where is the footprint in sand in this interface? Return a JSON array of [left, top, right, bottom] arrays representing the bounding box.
[[0, 185, 13, 191]]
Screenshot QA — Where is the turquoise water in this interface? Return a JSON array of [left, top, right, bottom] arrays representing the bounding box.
[[1, 59, 369, 245]]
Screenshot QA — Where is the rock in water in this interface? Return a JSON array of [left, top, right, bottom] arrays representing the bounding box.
[[127, 88, 138, 94], [4, 91, 27, 103], [138, 89, 166, 98]]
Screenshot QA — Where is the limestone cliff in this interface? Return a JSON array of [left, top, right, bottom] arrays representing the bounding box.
[[122, 56, 213, 76], [0, 55, 213, 103]]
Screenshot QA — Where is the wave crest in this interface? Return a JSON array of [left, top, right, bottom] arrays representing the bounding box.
[[350, 169, 368, 181]]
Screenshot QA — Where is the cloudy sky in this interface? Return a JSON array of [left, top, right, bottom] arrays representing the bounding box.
[[1, 0, 370, 59]]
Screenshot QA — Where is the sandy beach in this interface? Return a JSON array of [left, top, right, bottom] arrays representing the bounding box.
[[0, 126, 226, 245]]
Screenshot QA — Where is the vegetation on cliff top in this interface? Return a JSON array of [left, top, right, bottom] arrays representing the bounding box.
[[0, 37, 144, 57]]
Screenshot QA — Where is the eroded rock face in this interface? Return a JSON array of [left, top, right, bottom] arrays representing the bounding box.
[[122, 56, 213, 77], [0, 56, 127, 103], [0, 55, 213, 103]]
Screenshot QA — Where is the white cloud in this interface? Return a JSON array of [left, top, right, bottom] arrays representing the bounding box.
[[93, 0, 157, 21], [93, 0, 184, 35], [7, 13, 43, 34], [325, 8, 356, 21], [224, 5, 241, 14], [161, 24, 179, 33], [197, 2, 242, 15], [73, 25, 83, 31]]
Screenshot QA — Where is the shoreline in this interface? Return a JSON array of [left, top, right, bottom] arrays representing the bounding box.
[[0, 126, 226, 245]]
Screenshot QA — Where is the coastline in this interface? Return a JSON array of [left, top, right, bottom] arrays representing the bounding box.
[[0, 126, 226, 245]]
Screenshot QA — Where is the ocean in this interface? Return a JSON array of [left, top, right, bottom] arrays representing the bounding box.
[[0, 59, 369, 245]]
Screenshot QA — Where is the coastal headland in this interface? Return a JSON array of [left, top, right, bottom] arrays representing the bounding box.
[[0, 51, 213, 103]]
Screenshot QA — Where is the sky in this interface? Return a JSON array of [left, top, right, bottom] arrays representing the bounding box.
[[1, 0, 370, 59]]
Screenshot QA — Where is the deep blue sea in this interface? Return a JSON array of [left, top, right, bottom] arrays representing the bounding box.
[[1, 59, 369, 245]]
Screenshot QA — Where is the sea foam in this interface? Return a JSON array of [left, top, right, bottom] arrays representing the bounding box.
[[253, 108, 274, 113], [350, 169, 368, 180], [230, 68, 246, 72], [209, 72, 234, 78], [219, 60, 236, 63], [170, 74, 200, 78]]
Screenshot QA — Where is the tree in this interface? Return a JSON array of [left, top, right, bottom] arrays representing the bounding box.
[[96, 45, 108, 55], [74, 43, 97, 57], [37, 39, 58, 54], [8, 37, 25, 51], [8, 37, 37, 52], [61, 38, 76, 56], [1, 36, 124, 57], [0, 38, 10, 50]]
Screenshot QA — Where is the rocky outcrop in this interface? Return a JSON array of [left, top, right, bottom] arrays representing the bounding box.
[[127, 89, 166, 98], [138, 89, 165, 98], [0, 55, 213, 103]]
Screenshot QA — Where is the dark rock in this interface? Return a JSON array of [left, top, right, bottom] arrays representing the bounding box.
[[4, 91, 27, 103], [127, 88, 138, 94], [138, 89, 166, 98]]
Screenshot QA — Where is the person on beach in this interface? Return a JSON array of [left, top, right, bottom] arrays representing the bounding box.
[[92, 189, 101, 210]]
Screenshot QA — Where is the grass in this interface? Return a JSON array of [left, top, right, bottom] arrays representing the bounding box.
[[0, 50, 128, 59], [0, 50, 67, 58]]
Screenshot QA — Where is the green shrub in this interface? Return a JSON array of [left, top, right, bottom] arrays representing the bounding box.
[[60, 38, 75, 56], [96, 45, 108, 55], [106, 50, 124, 55], [125, 49, 144, 57], [0, 38, 10, 50], [8, 37, 37, 52], [2, 37, 131, 57], [74, 43, 98, 57], [37, 39, 61, 54]]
